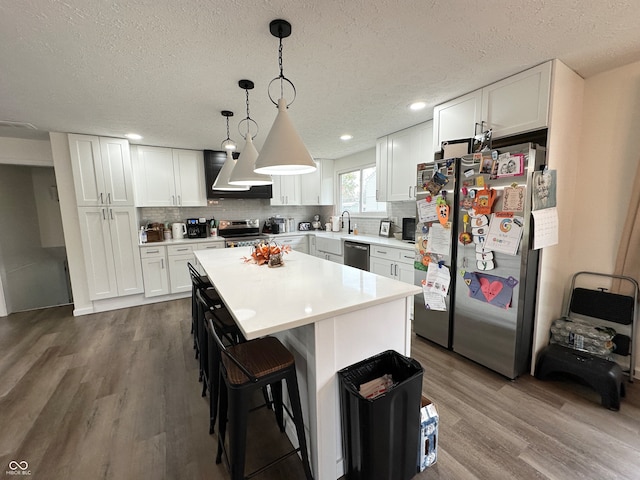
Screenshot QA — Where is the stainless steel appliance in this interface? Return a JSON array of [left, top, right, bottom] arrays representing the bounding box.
[[186, 218, 208, 238], [413, 141, 546, 379], [344, 241, 370, 271], [218, 219, 269, 247]]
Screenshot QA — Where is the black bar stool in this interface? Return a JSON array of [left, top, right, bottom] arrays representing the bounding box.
[[195, 288, 244, 398], [206, 315, 313, 480], [188, 261, 213, 358]]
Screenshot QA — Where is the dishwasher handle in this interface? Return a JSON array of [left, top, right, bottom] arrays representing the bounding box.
[[347, 243, 369, 251]]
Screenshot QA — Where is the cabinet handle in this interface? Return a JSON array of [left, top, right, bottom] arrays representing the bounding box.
[[110, 209, 114, 220], [176, 248, 188, 252], [390, 264, 394, 275], [171, 195, 175, 205], [394, 264, 398, 276], [102, 208, 106, 220], [317, 195, 320, 204], [107, 192, 111, 204], [376, 189, 379, 201], [161, 258, 164, 269], [177, 195, 181, 205], [100, 192, 104, 204], [408, 186, 412, 198], [147, 249, 159, 254], [378, 250, 387, 255]]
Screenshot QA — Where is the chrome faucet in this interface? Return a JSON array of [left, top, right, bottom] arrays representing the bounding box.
[[341, 210, 352, 234]]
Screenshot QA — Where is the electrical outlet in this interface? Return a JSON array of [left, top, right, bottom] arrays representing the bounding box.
[[390, 216, 398, 225]]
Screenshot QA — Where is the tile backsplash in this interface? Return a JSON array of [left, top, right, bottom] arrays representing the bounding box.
[[138, 199, 334, 231], [139, 199, 416, 235]]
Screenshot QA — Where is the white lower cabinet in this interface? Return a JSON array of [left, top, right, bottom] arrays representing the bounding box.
[[140, 241, 225, 297], [271, 235, 309, 254], [167, 245, 194, 294], [140, 246, 169, 297], [369, 245, 414, 284], [78, 206, 143, 300]]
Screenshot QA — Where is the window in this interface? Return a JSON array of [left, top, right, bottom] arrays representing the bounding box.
[[338, 165, 386, 214]]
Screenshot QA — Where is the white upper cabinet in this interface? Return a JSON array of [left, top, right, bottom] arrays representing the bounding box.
[[132, 145, 206, 207], [172, 149, 207, 206], [301, 159, 334, 205], [433, 61, 552, 151], [432, 90, 482, 152], [68, 134, 134, 206], [270, 175, 301, 206], [481, 62, 551, 139], [377, 121, 432, 202]]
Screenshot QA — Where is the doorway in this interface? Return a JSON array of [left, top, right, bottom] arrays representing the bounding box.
[[0, 164, 72, 314]]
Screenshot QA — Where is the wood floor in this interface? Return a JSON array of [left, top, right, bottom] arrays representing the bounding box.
[[0, 299, 638, 480]]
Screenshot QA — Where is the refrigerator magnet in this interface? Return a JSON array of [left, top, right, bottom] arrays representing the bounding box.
[[476, 260, 495, 271]]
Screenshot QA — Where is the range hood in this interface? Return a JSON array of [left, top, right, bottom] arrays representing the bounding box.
[[204, 150, 273, 199]]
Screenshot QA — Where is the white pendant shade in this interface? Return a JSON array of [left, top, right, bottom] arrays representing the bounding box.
[[212, 151, 249, 191], [254, 98, 316, 175], [228, 135, 272, 186]]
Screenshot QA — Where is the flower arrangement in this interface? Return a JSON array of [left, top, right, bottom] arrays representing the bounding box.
[[243, 241, 291, 267]]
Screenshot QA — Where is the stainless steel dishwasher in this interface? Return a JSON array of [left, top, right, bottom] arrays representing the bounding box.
[[344, 241, 370, 271]]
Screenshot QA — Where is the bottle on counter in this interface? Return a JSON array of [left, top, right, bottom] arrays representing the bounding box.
[[353, 224, 359, 235], [210, 218, 218, 237], [139, 226, 147, 244]]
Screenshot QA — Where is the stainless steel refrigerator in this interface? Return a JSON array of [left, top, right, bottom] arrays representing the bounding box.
[[413, 142, 546, 379]]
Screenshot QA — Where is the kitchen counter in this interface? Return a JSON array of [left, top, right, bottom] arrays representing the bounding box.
[[194, 248, 420, 479]]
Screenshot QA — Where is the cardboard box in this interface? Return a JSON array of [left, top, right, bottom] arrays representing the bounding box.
[[418, 395, 439, 471]]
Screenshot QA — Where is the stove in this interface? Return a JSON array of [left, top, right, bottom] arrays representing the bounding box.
[[218, 219, 269, 247]]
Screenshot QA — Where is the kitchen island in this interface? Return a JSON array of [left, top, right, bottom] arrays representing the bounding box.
[[194, 247, 421, 480]]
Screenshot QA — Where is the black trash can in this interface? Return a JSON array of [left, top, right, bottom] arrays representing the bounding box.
[[338, 350, 424, 480]]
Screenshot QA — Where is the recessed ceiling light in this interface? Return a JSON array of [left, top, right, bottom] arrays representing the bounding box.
[[125, 133, 142, 140], [340, 134, 353, 141], [409, 102, 426, 111]]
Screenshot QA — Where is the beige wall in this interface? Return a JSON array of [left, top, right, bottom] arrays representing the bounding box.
[[534, 59, 640, 376]]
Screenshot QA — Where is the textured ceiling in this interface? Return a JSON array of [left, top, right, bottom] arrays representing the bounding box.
[[1, 0, 639, 159]]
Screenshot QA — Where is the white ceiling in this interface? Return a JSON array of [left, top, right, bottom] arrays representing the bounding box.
[[1, 0, 640, 160]]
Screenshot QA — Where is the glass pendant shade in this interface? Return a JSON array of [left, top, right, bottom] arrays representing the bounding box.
[[212, 150, 249, 191], [254, 98, 316, 175], [228, 135, 272, 186]]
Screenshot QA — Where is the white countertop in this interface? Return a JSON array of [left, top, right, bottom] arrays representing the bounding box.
[[194, 248, 420, 340]]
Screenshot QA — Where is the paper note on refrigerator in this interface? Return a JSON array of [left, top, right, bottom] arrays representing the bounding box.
[[532, 207, 559, 249], [417, 197, 439, 223], [484, 214, 524, 256], [426, 223, 451, 255], [422, 280, 447, 311], [425, 262, 451, 296]]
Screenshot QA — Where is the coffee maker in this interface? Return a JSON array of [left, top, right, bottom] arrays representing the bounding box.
[[186, 218, 208, 238]]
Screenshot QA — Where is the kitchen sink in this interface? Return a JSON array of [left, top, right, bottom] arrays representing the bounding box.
[[316, 236, 343, 255]]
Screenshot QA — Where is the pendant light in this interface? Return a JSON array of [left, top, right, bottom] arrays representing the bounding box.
[[253, 19, 316, 176], [228, 80, 272, 186], [212, 110, 249, 191]]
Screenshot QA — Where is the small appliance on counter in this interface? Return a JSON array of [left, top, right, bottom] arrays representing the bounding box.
[[186, 218, 208, 238], [298, 221, 312, 231], [272, 217, 287, 234], [312, 214, 322, 230], [172, 222, 186, 240]]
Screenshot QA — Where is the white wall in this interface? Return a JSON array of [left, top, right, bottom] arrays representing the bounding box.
[[49, 132, 92, 314], [0, 137, 53, 166], [32, 167, 65, 248]]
